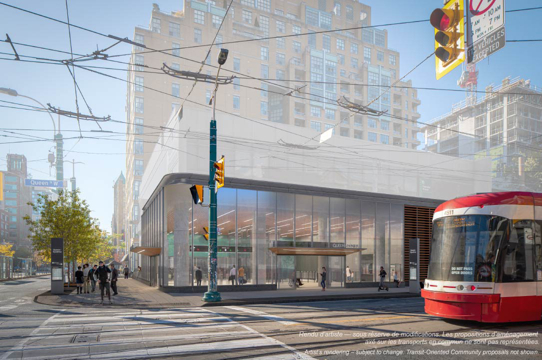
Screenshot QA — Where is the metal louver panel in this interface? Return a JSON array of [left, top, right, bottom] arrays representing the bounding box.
[[404, 205, 435, 283]]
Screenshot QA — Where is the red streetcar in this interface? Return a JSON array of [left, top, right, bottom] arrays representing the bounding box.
[[422, 192, 542, 322]]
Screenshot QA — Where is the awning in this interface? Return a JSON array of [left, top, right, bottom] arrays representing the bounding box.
[[130, 247, 162, 256], [269, 247, 365, 256]]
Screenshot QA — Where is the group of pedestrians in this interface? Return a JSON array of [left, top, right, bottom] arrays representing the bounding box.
[[74, 262, 125, 305]]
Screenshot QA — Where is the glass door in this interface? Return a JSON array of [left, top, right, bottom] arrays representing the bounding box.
[[277, 255, 296, 289], [328, 256, 344, 288]]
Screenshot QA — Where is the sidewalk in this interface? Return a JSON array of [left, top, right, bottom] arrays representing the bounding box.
[[35, 278, 419, 308]]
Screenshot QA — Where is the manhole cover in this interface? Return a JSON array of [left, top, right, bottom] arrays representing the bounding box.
[[71, 335, 100, 344]]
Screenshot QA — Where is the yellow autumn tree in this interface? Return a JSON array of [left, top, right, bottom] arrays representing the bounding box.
[[0, 244, 15, 257]]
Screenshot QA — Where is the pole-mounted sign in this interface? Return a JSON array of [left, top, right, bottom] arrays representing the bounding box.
[[467, 0, 505, 63]]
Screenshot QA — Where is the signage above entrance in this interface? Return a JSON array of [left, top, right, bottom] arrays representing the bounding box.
[[269, 247, 364, 256]]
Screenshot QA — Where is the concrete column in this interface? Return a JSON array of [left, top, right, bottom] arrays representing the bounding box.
[[173, 199, 191, 287]]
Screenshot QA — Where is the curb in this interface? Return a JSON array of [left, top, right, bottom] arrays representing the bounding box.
[[1, 274, 50, 283]]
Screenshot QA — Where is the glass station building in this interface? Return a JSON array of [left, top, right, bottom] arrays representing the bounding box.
[[133, 107, 490, 290]]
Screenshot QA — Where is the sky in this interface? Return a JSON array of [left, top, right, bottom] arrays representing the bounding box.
[[0, 0, 541, 232]]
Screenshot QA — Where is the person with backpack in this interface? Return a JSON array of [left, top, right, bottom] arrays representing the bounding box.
[[110, 264, 119, 296], [195, 267, 202, 286], [88, 265, 97, 292], [378, 266, 388, 291], [75, 266, 84, 294], [123, 266, 130, 279], [95, 261, 112, 305]]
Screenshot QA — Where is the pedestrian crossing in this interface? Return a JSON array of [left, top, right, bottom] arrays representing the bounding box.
[[2, 308, 314, 359]]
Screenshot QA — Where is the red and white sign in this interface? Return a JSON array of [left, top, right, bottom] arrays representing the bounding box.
[[468, 0, 505, 43]]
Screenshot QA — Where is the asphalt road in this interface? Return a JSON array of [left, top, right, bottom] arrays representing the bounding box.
[[0, 277, 541, 359]]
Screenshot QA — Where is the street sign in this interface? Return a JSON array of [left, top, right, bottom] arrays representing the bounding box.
[[51, 238, 64, 294], [467, 0, 505, 63], [409, 238, 421, 294], [25, 179, 65, 188]]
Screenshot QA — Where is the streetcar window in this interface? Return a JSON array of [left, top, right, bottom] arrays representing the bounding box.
[[501, 220, 535, 282]]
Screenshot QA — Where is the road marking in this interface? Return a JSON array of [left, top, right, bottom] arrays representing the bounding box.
[[0, 309, 65, 360], [225, 306, 300, 326], [284, 315, 413, 326], [0, 305, 18, 311]]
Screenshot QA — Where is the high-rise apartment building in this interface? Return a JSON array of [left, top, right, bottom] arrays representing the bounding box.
[[125, 1, 422, 256], [111, 172, 126, 248], [1, 154, 32, 249], [423, 77, 542, 191]]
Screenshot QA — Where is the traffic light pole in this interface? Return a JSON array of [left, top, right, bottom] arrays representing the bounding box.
[[203, 64, 222, 303]]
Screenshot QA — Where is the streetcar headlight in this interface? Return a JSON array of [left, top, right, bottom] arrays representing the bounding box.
[[470, 285, 476, 291]]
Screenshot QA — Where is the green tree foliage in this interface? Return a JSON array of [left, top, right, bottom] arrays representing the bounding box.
[[24, 190, 108, 281]]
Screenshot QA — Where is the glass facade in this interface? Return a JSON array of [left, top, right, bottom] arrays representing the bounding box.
[[142, 183, 407, 288]]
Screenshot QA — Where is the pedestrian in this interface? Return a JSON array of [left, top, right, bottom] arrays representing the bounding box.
[[82, 263, 91, 294], [95, 261, 112, 305], [89, 265, 97, 292], [320, 267, 327, 291], [123, 266, 130, 279], [346, 266, 352, 283], [229, 265, 236, 285], [110, 264, 119, 296], [393, 271, 401, 288], [75, 266, 84, 294], [238, 266, 245, 285], [195, 266, 202, 286], [136, 266, 141, 279], [378, 266, 388, 291]]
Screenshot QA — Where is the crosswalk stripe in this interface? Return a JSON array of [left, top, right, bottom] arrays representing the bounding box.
[[46, 312, 212, 323], [225, 306, 300, 325], [0, 305, 18, 311]]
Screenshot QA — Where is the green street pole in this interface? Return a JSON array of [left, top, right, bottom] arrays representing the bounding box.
[[203, 64, 222, 303]]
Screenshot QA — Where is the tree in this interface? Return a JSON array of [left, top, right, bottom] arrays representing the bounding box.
[[24, 190, 102, 283], [14, 246, 32, 259], [0, 244, 15, 257]]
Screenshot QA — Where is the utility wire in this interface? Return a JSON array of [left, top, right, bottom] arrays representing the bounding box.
[[64, 0, 82, 136]]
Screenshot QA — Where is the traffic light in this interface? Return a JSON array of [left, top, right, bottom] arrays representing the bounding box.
[[189, 185, 204, 205], [431, 0, 464, 80], [214, 155, 225, 191], [202, 226, 209, 241]]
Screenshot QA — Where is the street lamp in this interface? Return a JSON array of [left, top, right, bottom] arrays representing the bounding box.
[[203, 49, 229, 303], [0, 87, 64, 188]]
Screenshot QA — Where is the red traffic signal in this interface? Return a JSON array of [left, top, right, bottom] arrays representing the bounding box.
[[430, 8, 456, 31]]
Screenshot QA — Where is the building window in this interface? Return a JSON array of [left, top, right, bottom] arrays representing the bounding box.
[[308, 33, 316, 49], [135, 76, 144, 92], [364, 47, 371, 63], [216, 34, 223, 47], [151, 17, 161, 33], [169, 22, 180, 37], [261, 64, 268, 79], [134, 118, 143, 134], [135, 97, 144, 113], [334, 2, 341, 16], [350, 43, 358, 54], [323, 35, 331, 52], [377, 51, 384, 61], [256, 0, 270, 12], [134, 139, 144, 154], [134, 55, 144, 71], [212, 15, 222, 29], [133, 205, 139, 219], [172, 83, 180, 98], [194, 10, 205, 25], [340, 128, 349, 137], [171, 43, 180, 57], [171, 63, 180, 71], [242, 9, 252, 23], [405, 100, 409, 110], [375, 31, 386, 47], [276, 53, 285, 65], [276, 20, 285, 33], [233, 95, 240, 109], [368, 132, 377, 142], [338, 54, 344, 65], [325, 109, 335, 120], [293, 25, 301, 34], [261, 46, 269, 61], [337, 38, 345, 50], [194, 28, 202, 43], [354, 130, 363, 139], [389, 54, 396, 65], [276, 70, 285, 80], [381, 120, 389, 130], [134, 34, 144, 50], [381, 134, 389, 144], [133, 180, 140, 200], [233, 77, 240, 90], [134, 159, 143, 176], [276, 38, 285, 49], [351, 58, 358, 69], [261, 101, 268, 116], [324, 123, 335, 134], [241, 0, 254, 7], [346, 6, 353, 21], [311, 106, 320, 117], [390, 69, 396, 79], [293, 41, 301, 53], [311, 121, 321, 132], [354, 117, 363, 128], [259, 15, 269, 36], [261, 82, 268, 97], [368, 118, 377, 128], [233, 58, 240, 71]]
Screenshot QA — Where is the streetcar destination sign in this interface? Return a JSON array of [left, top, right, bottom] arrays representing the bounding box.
[[467, 0, 506, 63]]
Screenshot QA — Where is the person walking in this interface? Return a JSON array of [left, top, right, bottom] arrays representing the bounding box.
[[75, 266, 84, 294], [82, 264, 91, 294], [378, 266, 388, 291], [393, 271, 401, 288], [95, 261, 112, 305], [229, 265, 236, 286], [238, 266, 245, 285], [346, 266, 352, 283], [123, 266, 130, 279], [195, 266, 202, 286], [320, 267, 327, 291], [110, 264, 119, 296], [135, 266, 141, 279], [88, 265, 97, 292]]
